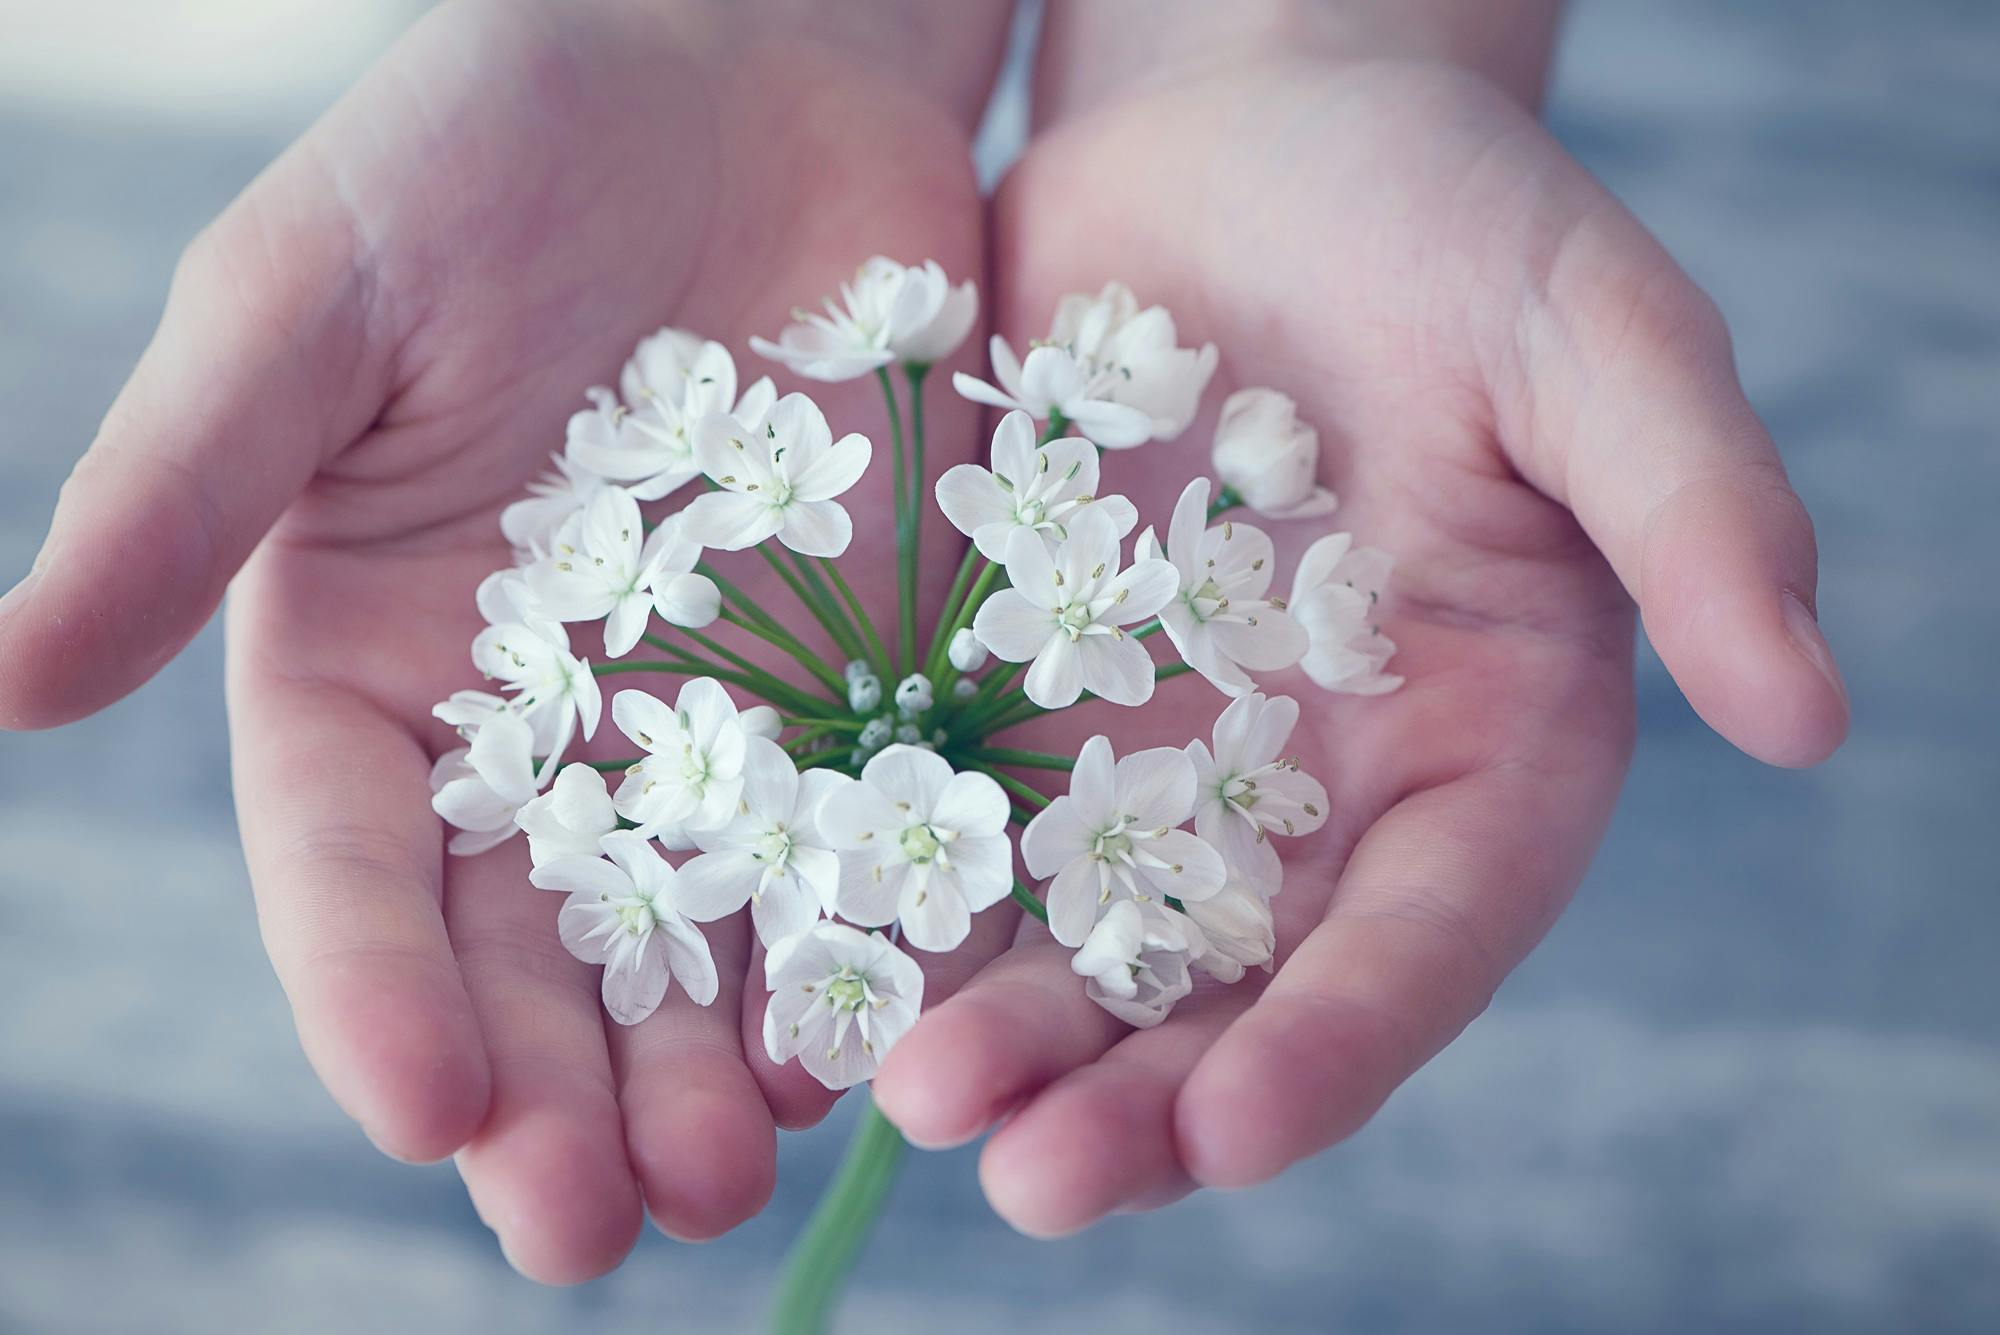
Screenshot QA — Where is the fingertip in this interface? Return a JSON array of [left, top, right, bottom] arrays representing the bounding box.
[[624, 1058, 776, 1242], [459, 1098, 644, 1286], [872, 1004, 1024, 1150]]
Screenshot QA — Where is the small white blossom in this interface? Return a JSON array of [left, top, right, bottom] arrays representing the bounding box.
[[762, 923, 924, 1090], [740, 704, 782, 741], [971, 507, 1177, 709], [952, 339, 1153, 449], [467, 569, 600, 779], [1070, 899, 1203, 1029], [1139, 477, 1307, 697], [848, 672, 883, 714], [500, 446, 616, 556], [677, 737, 846, 948], [894, 722, 923, 746], [683, 394, 871, 557], [1181, 879, 1277, 983], [857, 716, 893, 752], [610, 680, 748, 840], [1187, 691, 1330, 895], [1290, 532, 1403, 695], [527, 490, 718, 658], [950, 677, 979, 701], [947, 627, 988, 673], [933, 409, 1138, 561], [1210, 387, 1338, 519], [514, 761, 618, 868], [1046, 281, 1218, 442], [1021, 734, 1227, 947], [430, 711, 540, 856], [531, 831, 719, 1023], [821, 745, 1012, 953], [844, 659, 875, 685], [894, 674, 934, 715], [751, 257, 977, 381], [564, 331, 776, 500]]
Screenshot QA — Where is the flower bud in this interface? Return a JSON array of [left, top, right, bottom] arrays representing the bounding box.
[[738, 704, 781, 741], [894, 722, 923, 745], [857, 715, 893, 751], [947, 628, 989, 672], [1210, 387, 1338, 519], [951, 677, 979, 702], [848, 672, 883, 713], [844, 659, 874, 684], [894, 673, 935, 715]]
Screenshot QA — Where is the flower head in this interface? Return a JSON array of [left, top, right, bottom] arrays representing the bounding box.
[[514, 761, 618, 868], [677, 737, 847, 948], [971, 506, 1177, 709], [1187, 692, 1329, 896], [1290, 532, 1402, 694], [934, 409, 1138, 561], [430, 711, 540, 855], [751, 257, 977, 381], [762, 923, 924, 1089], [568, 332, 776, 499], [468, 569, 600, 778], [1181, 878, 1277, 982], [531, 831, 718, 1022], [1211, 387, 1339, 519], [683, 394, 871, 557], [952, 339, 1154, 449], [527, 489, 718, 658], [1070, 899, 1203, 1029], [1140, 477, 1307, 697], [1047, 281, 1218, 442], [820, 745, 1012, 953], [610, 680, 748, 841], [1021, 734, 1227, 946]]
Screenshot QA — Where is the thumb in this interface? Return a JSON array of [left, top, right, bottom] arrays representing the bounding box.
[[1500, 194, 1850, 768], [0, 174, 386, 729]]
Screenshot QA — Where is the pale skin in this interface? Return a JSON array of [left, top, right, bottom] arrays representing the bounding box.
[[0, 0, 1847, 1279]]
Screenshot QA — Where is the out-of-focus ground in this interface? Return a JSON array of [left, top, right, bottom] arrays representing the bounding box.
[[2, 2, 1997, 1331]]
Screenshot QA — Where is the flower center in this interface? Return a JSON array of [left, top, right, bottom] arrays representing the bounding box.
[[900, 823, 943, 864], [1057, 602, 1094, 641], [753, 824, 795, 870], [616, 899, 656, 936], [825, 970, 870, 1012]]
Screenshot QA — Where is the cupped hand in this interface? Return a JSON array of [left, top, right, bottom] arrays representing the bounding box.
[[871, 53, 1849, 1235], [0, 0, 1008, 1281]]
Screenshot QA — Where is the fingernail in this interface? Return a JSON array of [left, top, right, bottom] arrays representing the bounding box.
[[1781, 590, 1849, 710]]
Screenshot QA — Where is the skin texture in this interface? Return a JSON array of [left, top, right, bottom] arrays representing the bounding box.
[[869, 38, 1849, 1235], [0, 0, 1848, 1277]]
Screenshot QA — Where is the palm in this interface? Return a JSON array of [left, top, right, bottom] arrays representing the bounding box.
[[206, 2, 990, 1278], [872, 58, 1836, 1236]]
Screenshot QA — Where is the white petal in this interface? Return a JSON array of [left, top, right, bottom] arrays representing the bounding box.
[[930, 770, 1010, 839], [1113, 747, 1197, 829], [898, 876, 972, 953], [790, 432, 871, 502], [1024, 634, 1085, 708], [1045, 856, 1103, 948], [672, 849, 758, 921], [655, 917, 719, 1007], [934, 465, 1012, 542], [681, 491, 780, 551], [971, 591, 1055, 663], [777, 499, 853, 558], [1075, 633, 1154, 707], [653, 572, 720, 628]]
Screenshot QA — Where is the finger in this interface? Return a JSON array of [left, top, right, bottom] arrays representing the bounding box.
[[871, 920, 1126, 1150], [447, 844, 643, 1284], [228, 661, 490, 1165], [608, 912, 775, 1242], [978, 999, 1241, 1238], [1175, 765, 1611, 1190], [0, 171, 386, 729], [1501, 194, 1847, 766]]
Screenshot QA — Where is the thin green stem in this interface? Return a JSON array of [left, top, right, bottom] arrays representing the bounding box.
[[821, 558, 893, 679], [924, 545, 983, 677], [969, 763, 1052, 811], [1207, 485, 1244, 522], [646, 630, 831, 716], [735, 551, 862, 665], [786, 550, 871, 664], [906, 366, 930, 663], [1133, 617, 1165, 640], [961, 746, 1076, 772], [1038, 410, 1069, 446], [1010, 879, 1050, 924], [780, 716, 864, 732], [767, 1098, 907, 1335], [582, 757, 644, 773], [718, 607, 847, 696], [875, 366, 913, 674]]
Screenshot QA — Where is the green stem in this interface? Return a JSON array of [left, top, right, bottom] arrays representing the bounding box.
[[906, 365, 930, 665], [595, 654, 819, 714], [1207, 485, 1243, 522], [737, 552, 863, 665], [961, 746, 1075, 772], [970, 763, 1052, 811], [767, 1097, 908, 1335], [646, 630, 831, 716], [781, 716, 864, 732], [1038, 410, 1070, 446], [1010, 879, 1050, 924], [821, 558, 894, 680], [1133, 617, 1165, 640], [718, 607, 847, 696], [924, 545, 984, 677], [875, 366, 914, 674], [582, 757, 644, 773]]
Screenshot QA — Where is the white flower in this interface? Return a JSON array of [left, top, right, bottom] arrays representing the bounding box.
[[1047, 281, 1218, 442], [848, 672, 883, 713], [677, 737, 847, 948], [432, 688, 508, 737], [1290, 532, 1403, 695], [1139, 477, 1308, 697], [500, 447, 616, 556], [468, 569, 601, 778], [821, 745, 1012, 953], [740, 704, 782, 741], [947, 627, 988, 673], [526, 489, 718, 658], [530, 831, 719, 1023], [934, 410, 1139, 564], [1070, 899, 1202, 1029], [1187, 691, 1330, 896], [1181, 879, 1276, 983], [682, 394, 871, 557], [762, 923, 924, 1090], [894, 674, 934, 715], [514, 761, 618, 869], [970, 506, 1178, 709], [610, 680, 748, 840], [952, 339, 1154, 449], [1210, 387, 1339, 519], [563, 330, 777, 500], [430, 711, 540, 856], [751, 257, 977, 380], [1021, 734, 1227, 946]]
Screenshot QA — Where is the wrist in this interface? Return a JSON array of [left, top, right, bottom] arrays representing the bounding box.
[[1035, 0, 1562, 123]]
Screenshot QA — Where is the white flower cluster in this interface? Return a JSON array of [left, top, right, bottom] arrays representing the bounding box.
[[428, 258, 1402, 1088]]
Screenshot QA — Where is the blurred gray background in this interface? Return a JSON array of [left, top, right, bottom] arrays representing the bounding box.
[[3, 2, 1997, 1331]]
